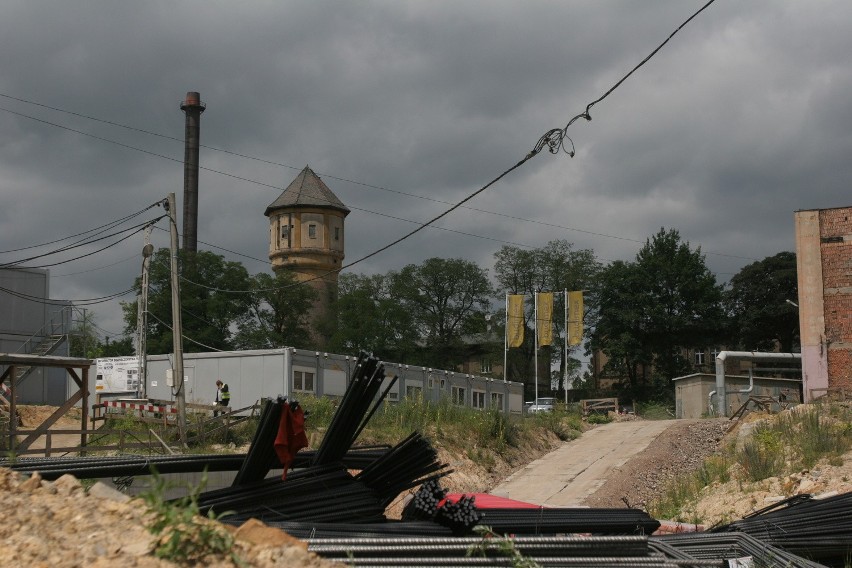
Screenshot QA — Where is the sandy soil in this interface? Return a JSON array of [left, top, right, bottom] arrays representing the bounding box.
[[4, 404, 852, 566]]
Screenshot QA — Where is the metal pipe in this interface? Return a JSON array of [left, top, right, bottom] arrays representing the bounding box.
[[714, 351, 801, 416]]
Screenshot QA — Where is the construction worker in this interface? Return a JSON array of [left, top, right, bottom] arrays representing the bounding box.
[[214, 379, 231, 416]]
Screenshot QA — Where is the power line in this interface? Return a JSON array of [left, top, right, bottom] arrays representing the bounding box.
[[1, 217, 165, 269], [0, 284, 136, 306], [0, 201, 161, 255]]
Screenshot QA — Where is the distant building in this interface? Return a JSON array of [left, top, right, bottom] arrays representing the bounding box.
[[0, 267, 70, 404], [265, 166, 350, 346], [673, 373, 801, 419], [795, 206, 852, 400]]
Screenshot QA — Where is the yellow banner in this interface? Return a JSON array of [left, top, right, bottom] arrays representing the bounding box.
[[506, 295, 525, 348], [537, 292, 554, 346], [567, 291, 584, 346]]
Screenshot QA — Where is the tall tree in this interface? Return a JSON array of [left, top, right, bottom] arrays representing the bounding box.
[[122, 249, 252, 354], [325, 272, 418, 359], [233, 270, 317, 350], [591, 228, 725, 398], [390, 257, 494, 366], [725, 251, 799, 352], [493, 240, 601, 392]]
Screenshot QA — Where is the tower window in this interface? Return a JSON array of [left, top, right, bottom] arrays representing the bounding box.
[[308, 224, 317, 239], [334, 227, 340, 241]]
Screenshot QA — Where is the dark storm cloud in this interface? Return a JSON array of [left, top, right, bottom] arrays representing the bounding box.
[[2, 0, 852, 336]]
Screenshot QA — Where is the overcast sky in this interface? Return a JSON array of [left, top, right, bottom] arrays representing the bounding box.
[[2, 0, 851, 341]]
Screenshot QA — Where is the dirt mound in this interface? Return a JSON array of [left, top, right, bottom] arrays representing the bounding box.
[[0, 468, 335, 568], [584, 418, 729, 510]]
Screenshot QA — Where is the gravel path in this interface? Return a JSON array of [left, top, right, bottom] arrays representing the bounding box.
[[583, 418, 729, 510]]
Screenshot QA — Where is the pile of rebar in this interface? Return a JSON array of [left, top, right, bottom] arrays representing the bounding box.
[[401, 479, 448, 521], [654, 532, 826, 568], [355, 432, 450, 508], [710, 491, 852, 564], [477, 507, 661, 536], [0, 446, 390, 481], [312, 352, 397, 465], [306, 535, 723, 567], [192, 352, 457, 526]]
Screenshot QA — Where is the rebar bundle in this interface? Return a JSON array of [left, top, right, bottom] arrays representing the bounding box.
[[198, 463, 387, 524], [313, 352, 397, 466], [434, 494, 481, 536], [306, 535, 721, 567], [710, 491, 852, 564], [259, 520, 453, 539], [0, 446, 391, 481], [231, 396, 284, 486], [476, 507, 661, 536], [356, 432, 451, 508], [655, 532, 827, 568], [402, 479, 448, 521]]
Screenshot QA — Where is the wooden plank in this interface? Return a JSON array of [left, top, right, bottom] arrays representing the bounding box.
[[16, 390, 83, 450]]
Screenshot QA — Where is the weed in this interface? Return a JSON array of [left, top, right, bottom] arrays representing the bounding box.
[[587, 413, 612, 425], [141, 470, 239, 564], [735, 424, 785, 482], [635, 402, 674, 420], [696, 455, 730, 486], [648, 476, 701, 521], [468, 526, 541, 568]]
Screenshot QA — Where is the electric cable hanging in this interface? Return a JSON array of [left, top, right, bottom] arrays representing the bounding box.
[[0, 201, 161, 256], [1, 216, 166, 269], [0, 284, 136, 306]]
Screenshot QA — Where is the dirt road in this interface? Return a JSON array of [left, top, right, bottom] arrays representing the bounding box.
[[490, 419, 678, 507]]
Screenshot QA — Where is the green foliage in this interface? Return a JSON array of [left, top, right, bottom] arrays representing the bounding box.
[[590, 228, 726, 396], [141, 470, 237, 564], [528, 408, 583, 441], [69, 310, 135, 358], [724, 252, 799, 352], [122, 248, 253, 354], [232, 270, 317, 350], [649, 475, 702, 522], [390, 257, 495, 367], [635, 402, 674, 420], [776, 406, 852, 469], [493, 240, 601, 386], [696, 455, 731, 486], [325, 273, 419, 360], [652, 403, 852, 522], [586, 413, 612, 424], [468, 526, 542, 568]]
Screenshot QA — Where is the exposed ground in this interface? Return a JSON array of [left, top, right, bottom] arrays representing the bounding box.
[[3, 405, 851, 566]]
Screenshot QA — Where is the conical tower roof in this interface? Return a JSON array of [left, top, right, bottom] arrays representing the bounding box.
[[265, 165, 350, 216]]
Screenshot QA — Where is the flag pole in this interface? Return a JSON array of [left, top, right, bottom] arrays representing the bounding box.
[[564, 289, 568, 405], [503, 293, 508, 383], [534, 290, 539, 407]]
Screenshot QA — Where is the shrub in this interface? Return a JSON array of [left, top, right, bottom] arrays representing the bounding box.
[[141, 470, 237, 564], [587, 413, 612, 425], [737, 427, 784, 482]]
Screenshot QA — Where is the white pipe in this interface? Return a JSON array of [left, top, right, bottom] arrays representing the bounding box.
[[715, 351, 801, 416], [708, 390, 717, 416]]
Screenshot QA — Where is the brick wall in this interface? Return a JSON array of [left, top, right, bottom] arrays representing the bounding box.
[[819, 207, 852, 390]]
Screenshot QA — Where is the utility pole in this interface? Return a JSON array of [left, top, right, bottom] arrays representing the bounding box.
[[166, 193, 187, 447], [136, 226, 153, 399]]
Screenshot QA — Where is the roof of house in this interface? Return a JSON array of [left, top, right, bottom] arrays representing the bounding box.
[[265, 165, 350, 216]]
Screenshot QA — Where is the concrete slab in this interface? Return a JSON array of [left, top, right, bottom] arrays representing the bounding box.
[[490, 419, 677, 507]]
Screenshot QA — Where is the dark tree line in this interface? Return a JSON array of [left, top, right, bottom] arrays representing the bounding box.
[[112, 235, 798, 403]]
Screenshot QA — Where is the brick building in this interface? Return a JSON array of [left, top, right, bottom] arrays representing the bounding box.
[[795, 206, 852, 399]]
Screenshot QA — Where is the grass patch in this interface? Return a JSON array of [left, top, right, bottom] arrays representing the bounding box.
[[586, 413, 612, 425], [651, 402, 852, 522], [635, 402, 674, 420], [141, 470, 238, 564]]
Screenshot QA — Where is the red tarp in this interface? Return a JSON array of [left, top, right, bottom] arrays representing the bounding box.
[[441, 493, 542, 509]]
